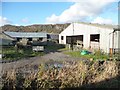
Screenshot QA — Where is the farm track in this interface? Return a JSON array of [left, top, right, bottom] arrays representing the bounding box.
[[1, 52, 84, 73]]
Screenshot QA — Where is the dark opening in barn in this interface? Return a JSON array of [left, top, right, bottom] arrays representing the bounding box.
[[90, 34, 100, 49], [27, 38, 32, 41], [66, 35, 83, 45], [17, 38, 22, 42], [90, 34, 100, 42], [61, 36, 64, 40], [38, 38, 43, 41]]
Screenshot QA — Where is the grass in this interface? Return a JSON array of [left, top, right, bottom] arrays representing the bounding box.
[[44, 42, 65, 52], [2, 42, 65, 61], [64, 50, 109, 61], [2, 46, 44, 61]]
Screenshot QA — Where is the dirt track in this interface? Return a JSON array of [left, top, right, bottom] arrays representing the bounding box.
[[1, 52, 83, 73]]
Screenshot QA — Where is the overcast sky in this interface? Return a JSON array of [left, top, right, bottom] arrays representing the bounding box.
[[1, 0, 119, 26]]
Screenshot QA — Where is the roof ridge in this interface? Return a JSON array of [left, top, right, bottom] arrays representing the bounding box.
[[73, 22, 117, 29]]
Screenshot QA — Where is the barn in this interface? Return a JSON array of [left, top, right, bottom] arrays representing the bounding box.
[[3, 31, 47, 45], [59, 22, 120, 54]]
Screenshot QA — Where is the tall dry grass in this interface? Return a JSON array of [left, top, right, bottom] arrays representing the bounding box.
[[1, 61, 119, 89]]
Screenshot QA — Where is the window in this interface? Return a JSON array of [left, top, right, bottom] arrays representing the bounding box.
[[61, 36, 64, 40]]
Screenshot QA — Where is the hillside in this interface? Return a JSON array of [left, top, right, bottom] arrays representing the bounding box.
[[1, 23, 70, 34]]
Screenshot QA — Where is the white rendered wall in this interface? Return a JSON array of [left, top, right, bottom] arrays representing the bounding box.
[[59, 23, 115, 53], [118, 31, 120, 49]]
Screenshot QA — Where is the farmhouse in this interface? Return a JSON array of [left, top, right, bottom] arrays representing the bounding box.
[[59, 22, 120, 54]]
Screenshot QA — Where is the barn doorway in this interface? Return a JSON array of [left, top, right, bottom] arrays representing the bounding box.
[[66, 35, 83, 50], [27, 38, 32, 41], [90, 34, 100, 49]]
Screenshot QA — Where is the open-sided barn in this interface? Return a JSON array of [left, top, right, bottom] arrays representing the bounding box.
[[3, 31, 47, 45]]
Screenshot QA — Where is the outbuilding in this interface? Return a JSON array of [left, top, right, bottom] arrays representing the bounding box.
[[3, 31, 47, 45], [59, 22, 120, 54]]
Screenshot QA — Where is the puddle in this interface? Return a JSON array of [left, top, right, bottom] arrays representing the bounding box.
[[45, 62, 64, 69]]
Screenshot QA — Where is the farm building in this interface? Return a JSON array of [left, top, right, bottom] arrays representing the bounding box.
[[3, 31, 59, 45], [3, 31, 47, 45], [59, 22, 120, 54], [47, 33, 59, 43], [0, 32, 15, 46]]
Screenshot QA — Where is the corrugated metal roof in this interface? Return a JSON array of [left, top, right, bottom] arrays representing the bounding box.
[[4, 31, 47, 38]]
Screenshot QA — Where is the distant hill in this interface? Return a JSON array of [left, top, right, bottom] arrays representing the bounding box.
[[1, 23, 70, 34]]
